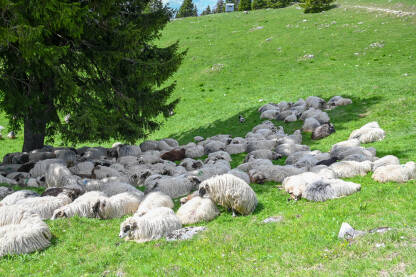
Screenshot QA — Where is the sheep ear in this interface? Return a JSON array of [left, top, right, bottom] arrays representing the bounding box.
[[132, 222, 137, 229], [92, 200, 100, 215]]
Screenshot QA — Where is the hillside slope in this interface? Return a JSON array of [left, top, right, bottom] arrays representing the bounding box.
[[1, 2, 416, 276]]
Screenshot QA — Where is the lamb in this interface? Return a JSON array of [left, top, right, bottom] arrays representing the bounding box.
[[302, 179, 361, 202], [198, 174, 257, 216], [119, 207, 182, 243], [372, 162, 416, 183], [0, 190, 40, 207], [0, 214, 52, 257], [135, 192, 174, 216], [52, 191, 107, 219], [144, 175, 201, 199], [372, 155, 400, 171], [94, 192, 142, 219], [311, 123, 335, 140], [329, 160, 373, 178], [176, 196, 219, 225], [12, 189, 77, 220], [349, 122, 385, 144], [244, 149, 281, 162]]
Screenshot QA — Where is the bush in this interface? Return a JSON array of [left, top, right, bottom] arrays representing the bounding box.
[[239, 0, 252, 11], [267, 0, 291, 8], [251, 0, 267, 10], [300, 0, 335, 13]]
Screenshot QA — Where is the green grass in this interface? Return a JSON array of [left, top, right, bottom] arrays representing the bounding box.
[[1, 1, 416, 275]]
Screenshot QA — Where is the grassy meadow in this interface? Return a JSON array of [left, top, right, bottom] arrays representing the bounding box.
[[1, 0, 416, 275]]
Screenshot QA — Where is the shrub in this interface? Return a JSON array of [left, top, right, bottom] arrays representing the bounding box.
[[239, 0, 252, 11], [300, 0, 335, 13], [252, 0, 267, 10], [267, 0, 291, 8]]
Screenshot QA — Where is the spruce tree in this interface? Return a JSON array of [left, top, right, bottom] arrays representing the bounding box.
[[251, 0, 267, 9], [202, 5, 212, 15], [177, 0, 198, 17], [239, 0, 251, 10], [215, 0, 224, 13], [0, 0, 185, 152]]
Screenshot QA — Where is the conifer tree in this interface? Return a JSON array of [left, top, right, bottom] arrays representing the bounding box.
[[215, 0, 224, 13], [0, 0, 185, 152], [177, 0, 198, 17], [239, 0, 251, 10], [251, 0, 267, 9], [202, 5, 212, 15]]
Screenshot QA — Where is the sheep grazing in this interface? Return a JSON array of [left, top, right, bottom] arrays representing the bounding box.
[[349, 122, 385, 144], [0, 190, 40, 207], [160, 148, 186, 162], [372, 162, 416, 183], [144, 175, 201, 199], [94, 192, 142, 219], [12, 190, 77, 220], [311, 123, 335, 140], [52, 191, 107, 219], [329, 160, 372, 178], [135, 192, 174, 216], [119, 207, 182, 243], [303, 179, 361, 202], [372, 155, 400, 171], [176, 196, 219, 225], [198, 174, 257, 216], [0, 214, 52, 257]]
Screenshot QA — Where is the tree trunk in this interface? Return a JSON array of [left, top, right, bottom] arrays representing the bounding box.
[[22, 117, 46, 152]]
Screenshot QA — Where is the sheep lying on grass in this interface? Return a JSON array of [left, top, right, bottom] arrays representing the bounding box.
[[329, 160, 372, 178], [135, 192, 174, 216], [349, 122, 385, 144], [198, 174, 257, 216], [52, 191, 107, 219], [0, 214, 51, 257], [94, 192, 142, 219], [144, 175, 201, 199], [0, 190, 40, 207], [0, 187, 13, 201], [176, 196, 219, 225], [119, 207, 182, 243], [372, 162, 416, 183], [372, 155, 400, 171], [302, 179, 361, 202], [84, 177, 143, 197], [249, 165, 305, 184]]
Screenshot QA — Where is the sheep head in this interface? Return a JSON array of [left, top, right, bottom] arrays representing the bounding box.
[[119, 219, 137, 238], [52, 210, 67, 219], [199, 184, 209, 197]]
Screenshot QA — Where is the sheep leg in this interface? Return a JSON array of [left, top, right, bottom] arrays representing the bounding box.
[[232, 209, 238, 217]]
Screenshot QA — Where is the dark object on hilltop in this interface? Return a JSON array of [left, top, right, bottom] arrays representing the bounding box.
[[311, 123, 335, 140], [161, 148, 186, 162], [0, 1, 185, 153], [239, 115, 246, 123]]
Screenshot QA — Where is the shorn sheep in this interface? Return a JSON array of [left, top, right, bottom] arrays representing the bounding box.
[[349, 122, 385, 144], [198, 174, 257, 216], [119, 207, 182, 243], [135, 192, 174, 216], [0, 214, 52, 257], [372, 162, 416, 183], [176, 196, 219, 225]]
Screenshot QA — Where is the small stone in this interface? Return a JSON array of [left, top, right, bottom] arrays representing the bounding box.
[[266, 37, 272, 41], [403, 73, 408, 77], [263, 216, 284, 223], [368, 227, 392, 234], [258, 99, 264, 102], [166, 226, 207, 241], [375, 243, 385, 248]]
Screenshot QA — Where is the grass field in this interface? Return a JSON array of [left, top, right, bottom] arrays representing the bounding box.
[[1, 0, 416, 275]]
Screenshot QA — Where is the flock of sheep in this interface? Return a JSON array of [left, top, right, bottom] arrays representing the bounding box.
[[0, 95, 415, 257]]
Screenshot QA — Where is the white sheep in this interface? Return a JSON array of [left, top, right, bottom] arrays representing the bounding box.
[[0, 214, 52, 257], [237, 159, 273, 173], [184, 143, 205, 159], [329, 160, 372, 178], [176, 196, 219, 225], [0, 205, 34, 226], [372, 162, 416, 183], [30, 158, 65, 178], [302, 179, 361, 202], [135, 192, 174, 216], [140, 140, 159, 152], [179, 158, 204, 171], [85, 177, 144, 197], [205, 151, 232, 164], [45, 163, 75, 187], [198, 174, 257, 216], [276, 143, 310, 157], [118, 145, 142, 157], [260, 109, 279, 120], [331, 139, 361, 150], [227, 169, 251, 184], [0, 187, 13, 201], [249, 165, 305, 184], [244, 149, 281, 162], [0, 190, 40, 207], [372, 155, 400, 171], [204, 140, 226, 154], [13, 190, 76, 220], [305, 96, 326, 109], [349, 122, 385, 144], [119, 207, 182, 243], [247, 140, 277, 153], [283, 172, 323, 200], [144, 175, 201, 199], [225, 143, 247, 155], [189, 161, 230, 182], [310, 165, 336, 179], [52, 191, 107, 219], [302, 117, 321, 132], [94, 192, 143, 219]]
